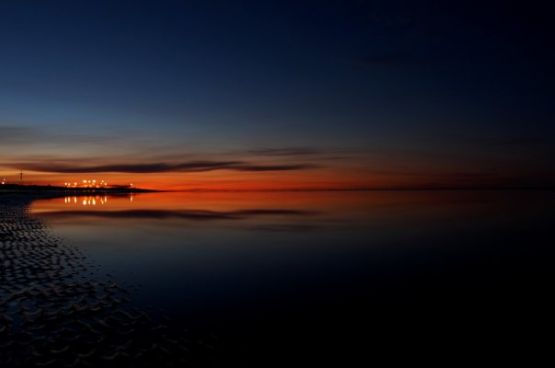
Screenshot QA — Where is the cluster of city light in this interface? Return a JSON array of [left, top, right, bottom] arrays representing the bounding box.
[[64, 196, 109, 206], [1, 178, 6, 185], [63, 179, 109, 188]]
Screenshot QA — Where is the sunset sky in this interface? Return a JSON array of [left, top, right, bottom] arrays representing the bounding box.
[[1, 0, 553, 190]]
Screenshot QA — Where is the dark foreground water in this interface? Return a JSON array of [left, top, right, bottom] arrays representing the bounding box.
[[30, 190, 555, 366]]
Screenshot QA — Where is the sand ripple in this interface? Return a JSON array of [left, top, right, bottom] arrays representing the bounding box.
[[1, 195, 217, 367]]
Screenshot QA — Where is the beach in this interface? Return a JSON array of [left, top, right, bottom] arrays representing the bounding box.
[[0, 192, 215, 367]]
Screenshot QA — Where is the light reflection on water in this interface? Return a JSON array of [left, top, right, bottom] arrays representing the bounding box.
[[29, 190, 555, 364], [63, 195, 110, 205]]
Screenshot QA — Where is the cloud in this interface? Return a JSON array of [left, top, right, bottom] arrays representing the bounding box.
[[248, 148, 322, 156], [7, 160, 319, 173], [0, 126, 39, 143], [230, 163, 318, 172], [36, 208, 316, 221], [245, 147, 363, 162]]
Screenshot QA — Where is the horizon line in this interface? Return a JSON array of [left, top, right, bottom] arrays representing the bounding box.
[[2, 183, 554, 193]]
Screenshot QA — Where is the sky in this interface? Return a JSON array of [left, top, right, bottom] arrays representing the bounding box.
[[1, 0, 554, 190]]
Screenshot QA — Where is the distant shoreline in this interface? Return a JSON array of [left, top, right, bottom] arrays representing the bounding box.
[[0, 184, 157, 196]]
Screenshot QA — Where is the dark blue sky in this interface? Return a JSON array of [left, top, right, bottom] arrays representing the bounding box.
[[1, 0, 553, 188]]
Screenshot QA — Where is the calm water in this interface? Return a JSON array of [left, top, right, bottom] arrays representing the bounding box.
[[31, 191, 555, 365]]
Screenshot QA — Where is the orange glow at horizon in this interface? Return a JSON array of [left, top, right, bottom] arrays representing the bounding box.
[[0, 162, 536, 191], [0, 168, 381, 191]]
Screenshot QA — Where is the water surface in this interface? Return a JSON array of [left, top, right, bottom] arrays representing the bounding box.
[[31, 190, 555, 365]]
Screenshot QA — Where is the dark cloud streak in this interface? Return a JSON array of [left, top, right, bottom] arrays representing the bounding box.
[[248, 148, 322, 156], [8, 160, 319, 173], [0, 126, 38, 143], [36, 208, 316, 221]]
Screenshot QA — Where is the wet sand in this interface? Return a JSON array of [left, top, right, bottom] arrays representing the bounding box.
[[0, 193, 216, 367]]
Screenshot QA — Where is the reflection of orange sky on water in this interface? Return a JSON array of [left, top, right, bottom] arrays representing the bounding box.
[[30, 190, 537, 224], [29, 190, 554, 246], [32, 191, 365, 213], [31, 191, 447, 213]]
